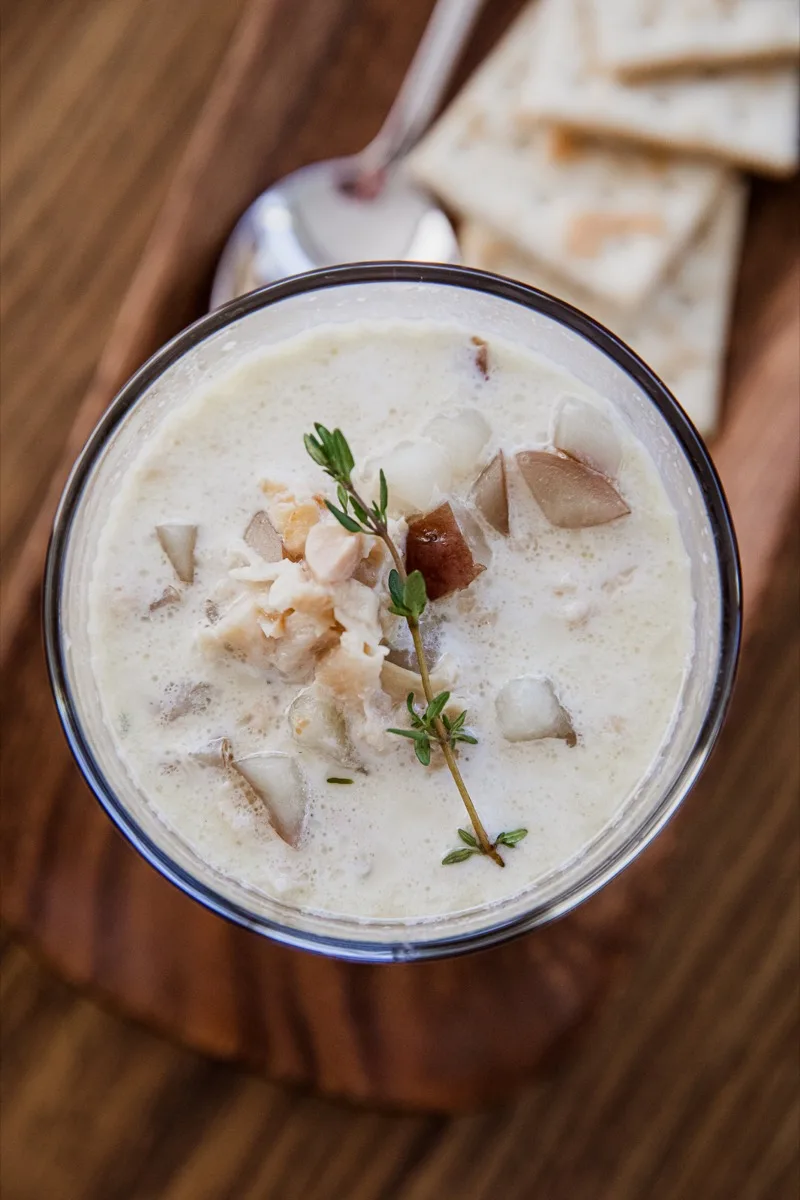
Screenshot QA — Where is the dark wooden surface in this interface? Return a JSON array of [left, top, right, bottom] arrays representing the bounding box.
[[1, 0, 799, 1194]]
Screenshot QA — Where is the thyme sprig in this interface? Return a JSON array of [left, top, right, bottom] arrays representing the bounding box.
[[442, 827, 528, 865], [304, 423, 528, 868], [387, 691, 477, 767]]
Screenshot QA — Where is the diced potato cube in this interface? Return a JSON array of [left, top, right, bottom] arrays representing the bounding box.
[[424, 407, 491, 480], [377, 439, 453, 516], [232, 752, 307, 846], [495, 675, 576, 745], [288, 687, 356, 767], [156, 524, 197, 584], [472, 451, 509, 535], [244, 511, 282, 562]]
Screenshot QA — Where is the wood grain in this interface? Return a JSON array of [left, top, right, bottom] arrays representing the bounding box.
[[1, 0, 798, 1190]]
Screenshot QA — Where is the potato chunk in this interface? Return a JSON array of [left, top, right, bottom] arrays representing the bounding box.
[[406, 502, 489, 601], [377, 439, 453, 516], [495, 676, 576, 746], [288, 687, 356, 767], [231, 752, 307, 846], [553, 396, 622, 479], [472, 451, 509, 536], [244, 511, 282, 562], [423, 407, 491, 481], [156, 523, 197, 584], [516, 451, 629, 529]]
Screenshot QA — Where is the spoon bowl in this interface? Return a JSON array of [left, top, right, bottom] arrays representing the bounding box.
[[210, 157, 459, 309], [210, 0, 483, 309]]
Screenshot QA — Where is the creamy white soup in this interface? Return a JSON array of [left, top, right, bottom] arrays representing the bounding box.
[[88, 321, 694, 921]]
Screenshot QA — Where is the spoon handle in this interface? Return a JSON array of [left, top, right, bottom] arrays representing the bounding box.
[[354, 0, 485, 179]]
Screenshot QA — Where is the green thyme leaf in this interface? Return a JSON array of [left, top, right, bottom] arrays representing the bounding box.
[[404, 570, 428, 619], [378, 469, 388, 518], [414, 737, 432, 766], [304, 433, 328, 469], [388, 570, 406, 611], [454, 732, 478, 746], [496, 829, 528, 847], [327, 777, 354, 785], [425, 691, 451, 724], [458, 828, 478, 847], [350, 496, 369, 525], [442, 848, 477, 865], [387, 727, 426, 741], [325, 502, 362, 533], [333, 428, 354, 478]]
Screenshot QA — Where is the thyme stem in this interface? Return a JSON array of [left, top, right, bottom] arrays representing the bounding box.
[[339, 479, 502, 865], [303, 424, 525, 867]]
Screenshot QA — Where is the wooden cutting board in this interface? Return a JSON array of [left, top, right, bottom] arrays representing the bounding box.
[[1, 0, 797, 1111]]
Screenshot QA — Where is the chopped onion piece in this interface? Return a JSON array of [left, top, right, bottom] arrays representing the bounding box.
[[244, 511, 282, 562], [516, 451, 630, 529], [553, 396, 622, 479], [423, 407, 491, 480], [232, 752, 307, 846], [406, 501, 488, 601], [495, 676, 576, 745], [288, 687, 356, 766], [156, 523, 197, 584], [472, 451, 509, 535]]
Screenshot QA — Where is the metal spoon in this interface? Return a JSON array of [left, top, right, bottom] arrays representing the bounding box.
[[210, 0, 484, 309]]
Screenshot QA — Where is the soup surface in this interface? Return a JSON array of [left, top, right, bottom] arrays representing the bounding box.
[[89, 321, 694, 921]]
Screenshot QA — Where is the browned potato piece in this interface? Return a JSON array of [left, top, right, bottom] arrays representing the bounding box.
[[244, 511, 282, 561], [516, 450, 630, 529], [406, 502, 487, 601], [156, 523, 197, 584], [472, 451, 509, 535]]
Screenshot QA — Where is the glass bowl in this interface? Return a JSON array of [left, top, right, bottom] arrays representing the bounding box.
[[43, 263, 741, 962]]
